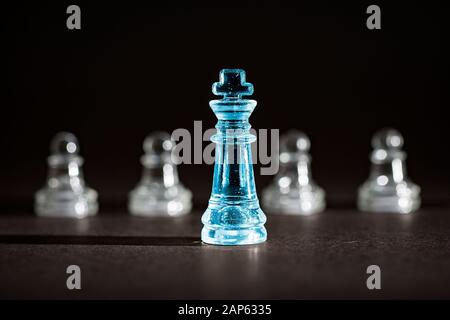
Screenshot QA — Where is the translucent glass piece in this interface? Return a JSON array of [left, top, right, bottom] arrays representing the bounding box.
[[262, 130, 325, 215], [129, 131, 192, 217], [358, 128, 421, 214], [201, 69, 267, 245], [35, 132, 98, 218]]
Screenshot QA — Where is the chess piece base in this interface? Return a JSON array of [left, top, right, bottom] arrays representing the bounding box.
[[358, 182, 420, 214], [35, 188, 98, 218], [129, 185, 191, 217], [263, 186, 325, 215], [201, 205, 267, 245]]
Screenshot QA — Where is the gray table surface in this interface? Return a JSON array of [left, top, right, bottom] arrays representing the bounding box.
[[1, 208, 450, 299]]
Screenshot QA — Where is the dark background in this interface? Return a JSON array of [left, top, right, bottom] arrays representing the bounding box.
[[2, 0, 448, 212]]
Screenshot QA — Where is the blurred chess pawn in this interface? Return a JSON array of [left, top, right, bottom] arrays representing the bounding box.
[[35, 132, 98, 218], [262, 130, 325, 215], [128, 132, 192, 217], [358, 128, 421, 214]]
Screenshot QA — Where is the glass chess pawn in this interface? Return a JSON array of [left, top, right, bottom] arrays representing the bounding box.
[[262, 130, 325, 215], [358, 128, 421, 214], [128, 131, 192, 217], [35, 132, 98, 218], [201, 69, 267, 245]]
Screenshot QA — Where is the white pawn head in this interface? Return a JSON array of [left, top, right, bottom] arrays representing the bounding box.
[[50, 132, 79, 156], [281, 130, 310, 153], [372, 128, 404, 150], [141, 131, 175, 167], [143, 131, 173, 155], [279, 130, 311, 164]]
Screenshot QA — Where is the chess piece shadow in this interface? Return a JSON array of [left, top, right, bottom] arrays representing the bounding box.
[[0, 234, 200, 246]]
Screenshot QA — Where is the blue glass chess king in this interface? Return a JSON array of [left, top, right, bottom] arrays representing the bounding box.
[[201, 69, 267, 245]]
